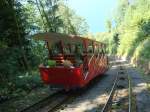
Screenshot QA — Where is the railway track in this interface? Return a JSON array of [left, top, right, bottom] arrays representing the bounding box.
[[21, 62, 132, 112], [20, 90, 75, 112], [101, 65, 132, 112], [19, 81, 96, 112], [20, 74, 107, 112]]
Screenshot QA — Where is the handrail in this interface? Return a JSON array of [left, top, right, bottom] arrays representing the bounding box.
[[96, 53, 100, 62], [83, 53, 95, 80], [88, 54, 95, 65]]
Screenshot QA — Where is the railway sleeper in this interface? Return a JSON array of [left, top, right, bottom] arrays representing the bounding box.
[[118, 71, 125, 74], [119, 77, 126, 80], [117, 85, 126, 89], [119, 66, 124, 70]]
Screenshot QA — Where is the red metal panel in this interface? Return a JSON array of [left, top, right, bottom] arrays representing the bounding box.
[[39, 54, 108, 90], [39, 67, 85, 89]]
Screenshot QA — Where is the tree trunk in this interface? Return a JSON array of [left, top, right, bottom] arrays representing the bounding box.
[[35, 0, 48, 32], [38, 0, 52, 30], [10, 0, 30, 71]]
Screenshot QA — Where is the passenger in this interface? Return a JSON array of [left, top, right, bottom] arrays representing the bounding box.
[[75, 45, 83, 66], [62, 60, 74, 68]]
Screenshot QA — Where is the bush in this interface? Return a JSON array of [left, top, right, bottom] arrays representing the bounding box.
[[0, 71, 44, 99], [14, 72, 43, 91]]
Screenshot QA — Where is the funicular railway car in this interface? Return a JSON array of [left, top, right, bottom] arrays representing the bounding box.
[[33, 32, 109, 90]]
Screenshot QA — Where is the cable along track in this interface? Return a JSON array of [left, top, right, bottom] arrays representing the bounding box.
[[101, 65, 132, 112]]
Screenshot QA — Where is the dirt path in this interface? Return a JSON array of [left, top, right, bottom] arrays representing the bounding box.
[[127, 66, 150, 112]]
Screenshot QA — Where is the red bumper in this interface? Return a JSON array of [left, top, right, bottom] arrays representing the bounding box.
[[39, 66, 84, 89]]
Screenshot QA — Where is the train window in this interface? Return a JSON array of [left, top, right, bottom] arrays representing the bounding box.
[[50, 42, 62, 55], [74, 44, 83, 57], [64, 43, 71, 54], [73, 44, 83, 66], [71, 44, 75, 54], [88, 45, 93, 53]]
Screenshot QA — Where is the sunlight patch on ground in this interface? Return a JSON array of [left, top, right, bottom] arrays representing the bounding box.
[[60, 93, 109, 112], [134, 83, 148, 93]]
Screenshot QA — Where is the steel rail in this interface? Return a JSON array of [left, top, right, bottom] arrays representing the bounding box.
[[101, 66, 132, 112], [101, 72, 119, 112], [20, 90, 64, 112], [20, 90, 79, 112], [128, 72, 132, 112], [47, 93, 77, 112]]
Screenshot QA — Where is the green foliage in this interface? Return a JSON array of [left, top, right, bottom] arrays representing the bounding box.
[[114, 0, 129, 26], [95, 31, 119, 55], [0, 0, 89, 98], [110, 0, 150, 74], [0, 0, 32, 83], [25, 0, 89, 35], [47, 60, 56, 67], [0, 71, 42, 98], [97, 0, 150, 67], [116, 0, 150, 57], [56, 2, 89, 35], [133, 38, 150, 59], [105, 19, 112, 33], [14, 72, 43, 91]]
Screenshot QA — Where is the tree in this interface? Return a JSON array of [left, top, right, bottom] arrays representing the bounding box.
[[56, 2, 89, 35], [105, 19, 112, 33], [0, 0, 32, 82], [114, 0, 129, 26], [111, 0, 150, 73]]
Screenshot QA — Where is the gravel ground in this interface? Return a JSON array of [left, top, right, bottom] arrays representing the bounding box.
[[0, 86, 56, 112], [58, 64, 119, 112], [111, 68, 129, 112], [127, 66, 150, 112]]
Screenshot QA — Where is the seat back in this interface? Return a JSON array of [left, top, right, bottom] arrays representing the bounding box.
[[64, 54, 76, 65], [51, 54, 64, 66]]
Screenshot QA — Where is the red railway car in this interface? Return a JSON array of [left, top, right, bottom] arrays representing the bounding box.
[[33, 32, 109, 90]]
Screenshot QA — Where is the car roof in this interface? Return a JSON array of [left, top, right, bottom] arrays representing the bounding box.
[[33, 32, 104, 46]]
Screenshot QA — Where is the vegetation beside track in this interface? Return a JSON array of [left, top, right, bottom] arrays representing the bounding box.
[[95, 0, 150, 75], [0, 0, 88, 100]]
